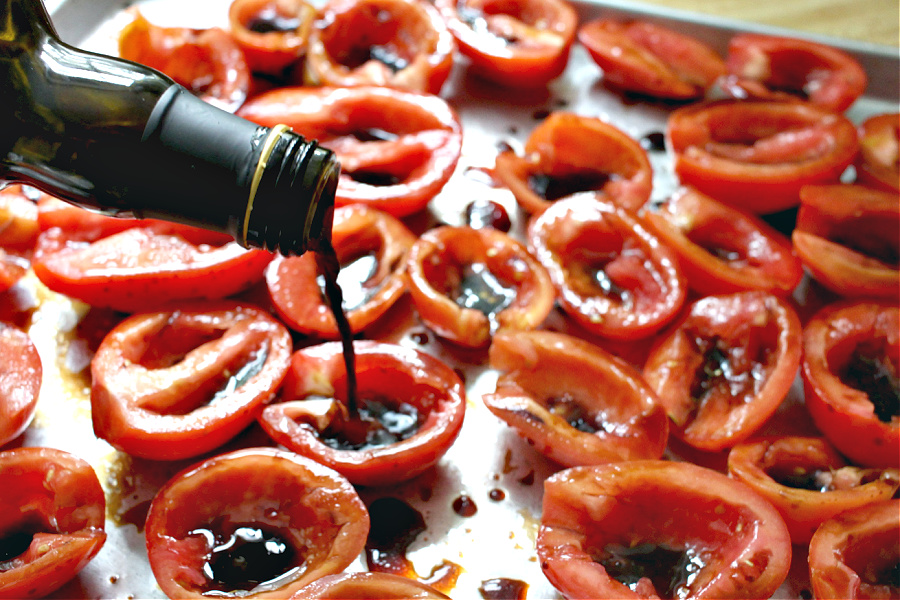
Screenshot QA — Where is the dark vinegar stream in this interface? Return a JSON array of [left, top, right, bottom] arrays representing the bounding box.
[[317, 244, 358, 415]]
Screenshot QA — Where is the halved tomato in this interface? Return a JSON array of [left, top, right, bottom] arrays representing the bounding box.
[[228, 0, 316, 76], [854, 112, 900, 193], [0, 324, 41, 448]]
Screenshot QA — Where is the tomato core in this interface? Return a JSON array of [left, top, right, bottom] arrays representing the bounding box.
[[317, 396, 421, 451], [594, 542, 705, 598], [837, 348, 900, 424]]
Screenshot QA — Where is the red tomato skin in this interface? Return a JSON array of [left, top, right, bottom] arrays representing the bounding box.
[[801, 300, 899, 468], [238, 86, 462, 218], [228, 0, 316, 75], [291, 572, 452, 599], [577, 19, 726, 100], [727, 436, 900, 544], [855, 112, 900, 193], [725, 33, 867, 113], [304, 0, 455, 94], [640, 186, 804, 297], [259, 341, 465, 486], [0, 185, 40, 248], [145, 447, 370, 599], [808, 499, 899, 600], [433, 0, 578, 88], [642, 291, 802, 451], [484, 330, 668, 467], [668, 100, 859, 214], [0, 447, 106, 599], [0, 324, 42, 447], [90, 301, 292, 460], [793, 184, 900, 299], [32, 199, 273, 313], [537, 460, 792, 600]]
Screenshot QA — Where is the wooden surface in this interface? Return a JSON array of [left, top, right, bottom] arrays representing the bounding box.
[[630, 0, 899, 47]]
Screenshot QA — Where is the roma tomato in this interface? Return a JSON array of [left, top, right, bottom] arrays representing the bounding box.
[[642, 291, 802, 451], [808, 499, 899, 600], [527, 197, 686, 340], [641, 186, 804, 297], [855, 112, 899, 193], [405, 225, 555, 348], [145, 447, 369, 599], [119, 11, 250, 112], [291, 572, 451, 599], [267, 204, 415, 338], [727, 436, 899, 544], [32, 198, 273, 313], [793, 184, 899, 299], [0, 324, 41, 447], [90, 301, 292, 460], [537, 460, 791, 599], [577, 19, 726, 100], [304, 0, 455, 94], [433, 0, 577, 88], [0, 447, 106, 599], [483, 330, 668, 467], [258, 341, 465, 486], [492, 112, 653, 215], [667, 100, 859, 214], [238, 86, 462, 218], [228, 0, 316, 75], [723, 33, 867, 113], [801, 299, 899, 468]]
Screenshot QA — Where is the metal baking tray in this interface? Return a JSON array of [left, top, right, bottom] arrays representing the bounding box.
[[16, 0, 898, 598]]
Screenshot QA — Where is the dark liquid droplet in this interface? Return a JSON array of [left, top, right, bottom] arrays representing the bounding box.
[[532, 108, 551, 120], [479, 577, 529, 600], [317, 244, 357, 416], [192, 524, 296, 593], [465, 199, 511, 232], [639, 131, 666, 152], [321, 398, 420, 451], [488, 488, 505, 501], [0, 529, 34, 564], [246, 7, 302, 33], [452, 494, 477, 517], [496, 140, 516, 154], [518, 470, 535, 486], [410, 330, 430, 345], [599, 542, 705, 598], [365, 497, 426, 577], [528, 172, 611, 201]]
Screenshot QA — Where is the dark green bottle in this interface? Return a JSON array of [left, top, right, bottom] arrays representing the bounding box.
[[0, 0, 339, 255]]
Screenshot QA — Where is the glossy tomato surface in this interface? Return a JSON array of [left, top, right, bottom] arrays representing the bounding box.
[[434, 0, 577, 87], [577, 19, 726, 100], [238, 86, 462, 217], [855, 112, 900, 192], [145, 447, 369, 599], [641, 186, 804, 297], [528, 197, 685, 340], [668, 99, 859, 214], [808, 499, 899, 600], [484, 330, 668, 467], [291, 572, 452, 599], [643, 291, 802, 451], [228, 0, 316, 75], [405, 225, 555, 348], [304, 0, 455, 94], [91, 301, 292, 460], [493, 112, 653, 215], [801, 299, 899, 467], [0, 323, 41, 447], [537, 460, 792, 599], [0, 447, 106, 599], [31, 199, 273, 313], [267, 204, 415, 338], [727, 436, 900, 544], [793, 183, 899, 299]]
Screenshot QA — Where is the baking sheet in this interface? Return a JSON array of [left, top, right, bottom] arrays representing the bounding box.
[[13, 0, 900, 598]]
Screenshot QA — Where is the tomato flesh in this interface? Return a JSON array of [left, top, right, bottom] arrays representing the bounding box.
[[0, 324, 41, 447]]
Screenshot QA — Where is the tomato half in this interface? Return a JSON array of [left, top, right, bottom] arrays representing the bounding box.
[[855, 112, 900, 193], [291, 572, 451, 599], [228, 0, 316, 76], [801, 299, 899, 468], [0, 185, 39, 249], [727, 436, 900, 544], [32, 198, 273, 313], [267, 204, 415, 338], [808, 499, 899, 600], [433, 0, 577, 88], [304, 0, 455, 94], [641, 186, 804, 297], [577, 19, 726, 100], [667, 100, 859, 214], [0, 324, 41, 448], [527, 197, 686, 340], [145, 447, 369, 599], [0, 447, 106, 599], [90, 301, 292, 460], [723, 33, 867, 113], [537, 460, 792, 599], [258, 340, 466, 486], [238, 86, 462, 218], [492, 112, 653, 215], [484, 330, 668, 467], [405, 225, 555, 348], [643, 291, 802, 451], [793, 184, 899, 299], [119, 10, 250, 113]]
